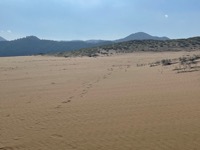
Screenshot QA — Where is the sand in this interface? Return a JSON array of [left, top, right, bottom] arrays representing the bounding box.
[[0, 51, 200, 150]]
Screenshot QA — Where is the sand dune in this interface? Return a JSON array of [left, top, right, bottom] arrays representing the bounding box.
[[0, 51, 200, 150]]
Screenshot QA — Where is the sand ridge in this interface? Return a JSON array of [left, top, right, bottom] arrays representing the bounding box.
[[0, 51, 200, 150]]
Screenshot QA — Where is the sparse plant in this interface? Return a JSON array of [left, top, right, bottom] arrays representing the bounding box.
[[179, 57, 187, 65], [161, 59, 172, 66]]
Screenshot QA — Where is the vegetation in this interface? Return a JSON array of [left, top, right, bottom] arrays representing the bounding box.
[[144, 54, 200, 73], [56, 37, 200, 57], [161, 59, 172, 66]]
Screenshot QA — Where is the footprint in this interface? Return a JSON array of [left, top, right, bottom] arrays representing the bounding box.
[[82, 89, 88, 93], [62, 100, 71, 104], [67, 144, 77, 149], [103, 75, 107, 79], [5, 114, 10, 117], [51, 134, 63, 139], [13, 137, 20, 141], [0, 147, 14, 150], [68, 96, 74, 99], [55, 105, 62, 109]]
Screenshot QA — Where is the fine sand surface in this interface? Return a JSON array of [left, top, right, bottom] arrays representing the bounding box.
[[0, 51, 200, 150]]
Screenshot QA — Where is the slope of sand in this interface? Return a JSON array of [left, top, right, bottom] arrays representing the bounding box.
[[0, 51, 200, 150]]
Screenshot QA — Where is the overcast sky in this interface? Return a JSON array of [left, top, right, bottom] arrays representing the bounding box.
[[0, 0, 200, 41]]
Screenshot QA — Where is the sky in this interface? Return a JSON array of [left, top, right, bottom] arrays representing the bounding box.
[[0, 0, 200, 41]]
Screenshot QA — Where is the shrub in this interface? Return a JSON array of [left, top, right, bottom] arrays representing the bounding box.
[[161, 59, 172, 66]]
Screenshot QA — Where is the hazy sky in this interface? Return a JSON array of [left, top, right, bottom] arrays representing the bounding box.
[[0, 0, 200, 41]]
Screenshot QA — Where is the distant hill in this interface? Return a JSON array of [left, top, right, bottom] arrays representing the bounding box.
[[116, 32, 169, 42], [0, 32, 173, 57], [0, 36, 7, 41], [0, 36, 112, 57], [56, 37, 200, 57], [85, 40, 110, 44]]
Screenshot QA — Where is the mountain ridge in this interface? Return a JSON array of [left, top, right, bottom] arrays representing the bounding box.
[[0, 36, 7, 41], [2, 32, 169, 43], [115, 32, 169, 42], [0, 32, 191, 57]]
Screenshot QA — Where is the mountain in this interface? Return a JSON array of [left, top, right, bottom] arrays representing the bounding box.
[[0, 36, 113, 57], [0, 32, 171, 57], [86, 32, 169, 44], [0, 36, 7, 41], [116, 32, 169, 42]]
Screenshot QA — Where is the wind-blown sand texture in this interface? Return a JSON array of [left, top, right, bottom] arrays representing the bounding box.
[[0, 51, 200, 150]]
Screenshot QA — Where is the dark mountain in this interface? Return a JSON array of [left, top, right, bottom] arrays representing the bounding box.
[[0, 36, 113, 57], [0, 32, 171, 57], [0, 36, 7, 41], [116, 32, 169, 42]]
